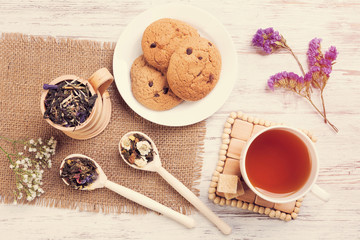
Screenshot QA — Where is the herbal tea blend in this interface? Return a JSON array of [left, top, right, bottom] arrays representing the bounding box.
[[120, 133, 154, 168], [60, 157, 98, 190], [43, 80, 98, 127]]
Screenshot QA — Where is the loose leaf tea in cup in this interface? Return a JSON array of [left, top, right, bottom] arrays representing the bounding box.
[[43, 80, 98, 127]]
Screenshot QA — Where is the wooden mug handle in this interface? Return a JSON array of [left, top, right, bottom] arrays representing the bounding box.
[[88, 68, 114, 96]]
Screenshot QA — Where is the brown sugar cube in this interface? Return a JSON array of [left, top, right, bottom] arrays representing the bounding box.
[[251, 125, 267, 136], [224, 179, 245, 200], [217, 174, 238, 194], [223, 158, 241, 177], [224, 193, 236, 200], [216, 191, 225, 197], [274, 201, 296, 214], [226, 138, 246, 159], [230, 119, 254, 141], [255, 196, 275, 208], [236, 181, 256, 203]]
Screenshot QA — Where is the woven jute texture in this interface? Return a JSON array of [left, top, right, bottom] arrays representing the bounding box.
[[0, 33, 206, 214]]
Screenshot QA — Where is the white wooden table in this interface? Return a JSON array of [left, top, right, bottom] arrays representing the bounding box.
[[1, 0, 359, 239]]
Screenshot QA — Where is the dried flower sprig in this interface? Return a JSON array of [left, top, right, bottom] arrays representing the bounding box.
[[252, 27, 305, 75], [305, 38, 338, 125], [0, 136, 57, 203], [252, 27, 338, 132]]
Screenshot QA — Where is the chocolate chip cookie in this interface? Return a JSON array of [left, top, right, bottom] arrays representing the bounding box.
[[141, 18, 199, 73], [130, 55, 183, 111], [167, 37, 222, 101]]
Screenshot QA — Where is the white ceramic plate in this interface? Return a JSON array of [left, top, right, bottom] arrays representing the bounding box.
[[113, 3, 237, 126]]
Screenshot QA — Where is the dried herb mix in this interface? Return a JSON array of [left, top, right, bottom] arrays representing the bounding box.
[[60, 157, 98, 190], [43, 80, 98, 127], [121, 133, 155, 168]]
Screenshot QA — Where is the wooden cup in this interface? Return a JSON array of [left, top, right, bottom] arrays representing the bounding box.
[[40, 68, 113, 140]]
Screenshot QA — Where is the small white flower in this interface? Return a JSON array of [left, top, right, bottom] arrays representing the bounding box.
[[18, 152, 23, 156], [38, 138, 43, 145], [121, 137, 131, 150], [17, 192, 23, 200], [9, 164, 14, 169], [136, 141, 152, 156], [29, 139, 35, 145], [24, 145, 27, 151], [134, 157, 147, 168], [26, 196, 32, 201]]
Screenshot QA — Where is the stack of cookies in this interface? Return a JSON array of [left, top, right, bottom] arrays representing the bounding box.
[[130, 18, 222, 111]]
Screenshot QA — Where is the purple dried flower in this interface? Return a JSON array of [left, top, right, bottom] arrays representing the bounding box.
[[252, 27, 283, 54], [304, 72, 313, 82], [268, 71, 304, 91], [85, 174, 94, 183], [43, 84, 58, 90], [307, 38, 322, 68], [79, 114, 86, 123], [306, 38, 338, 86], [310, 66, 321, 72], [325, 46, 338, 61]]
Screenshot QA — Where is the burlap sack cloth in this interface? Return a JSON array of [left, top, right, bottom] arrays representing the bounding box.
[[0, 33, 206, 214]]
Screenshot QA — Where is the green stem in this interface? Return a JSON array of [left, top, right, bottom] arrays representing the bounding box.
[[0, 145, 15, 165], [0, 136, 16, 143], [0, 136, 26, 151]]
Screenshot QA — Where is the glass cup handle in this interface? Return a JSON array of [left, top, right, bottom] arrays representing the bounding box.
[[311, 184, 330, 202]]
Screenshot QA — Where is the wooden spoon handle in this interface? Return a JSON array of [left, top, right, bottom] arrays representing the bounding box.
[[103, 180, 195, 229], [157, 167, 232, 235]]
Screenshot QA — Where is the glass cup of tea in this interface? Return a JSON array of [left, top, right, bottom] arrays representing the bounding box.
[[240, 126, 330, 203]]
